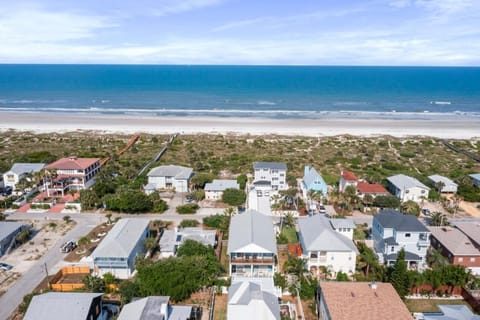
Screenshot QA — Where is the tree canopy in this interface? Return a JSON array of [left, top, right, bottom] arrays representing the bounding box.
[[222, 188, 246, 206]]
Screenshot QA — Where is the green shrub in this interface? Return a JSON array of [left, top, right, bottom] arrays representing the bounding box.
[[176, 203, 199, 214]]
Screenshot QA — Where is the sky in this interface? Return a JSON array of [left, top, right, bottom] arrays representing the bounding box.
[[0, 0, 479, 65]]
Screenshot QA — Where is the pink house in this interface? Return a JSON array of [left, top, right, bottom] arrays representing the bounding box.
[[45, 157, 101, 196]]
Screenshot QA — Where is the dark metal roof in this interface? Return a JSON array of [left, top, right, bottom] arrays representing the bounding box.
[[253, 162, 287, 170], [375, 209, 428, 232], [385, 251, 421, 262]]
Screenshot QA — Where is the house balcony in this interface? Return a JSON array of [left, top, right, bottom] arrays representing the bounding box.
[[417, 239, 429, 247], [230, 257, 275, 264]]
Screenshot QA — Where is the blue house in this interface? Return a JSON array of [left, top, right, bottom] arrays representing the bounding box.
[[301, 166, 328, 199]]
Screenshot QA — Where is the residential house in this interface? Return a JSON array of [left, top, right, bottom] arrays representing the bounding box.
[[118, 296, 200, 320], [2, 163, 45, 190], [159, 227, 217, 258], [470, 173, 480, 187], [24, 292, 104, 320], [317, 282, 412, 320], [0, 221, 28, 256], [247, 182, 272, 216], [253, 162, 287, 191], [45, 156, 101, 197], [372, 209, 430, 267], [227, 280, 280, 320], [298, 215, 357, 275], [146, 165, 193, 193], [91, 218, 150, 279], [428, 226, 480, 275], [387, 174, 430, 202], [356, 182, 389, 199], [417, 305, 480, 320], [227, 209, 277, 278], [205, 179, 240, 200], [454, 222, 480, 248], [301, 165, 328, 200], [428, 175, 458, 193], [339, 170, 357, 192]]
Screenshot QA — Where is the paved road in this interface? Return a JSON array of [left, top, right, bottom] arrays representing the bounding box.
[[0, 205, 222, 319]]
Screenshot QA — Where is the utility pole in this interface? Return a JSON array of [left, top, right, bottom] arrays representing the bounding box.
[[43, 262, 51, 290]]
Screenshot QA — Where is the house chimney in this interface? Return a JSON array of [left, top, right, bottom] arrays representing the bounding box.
[[69, 156, 78, 161], [369, 281, 377, 290]]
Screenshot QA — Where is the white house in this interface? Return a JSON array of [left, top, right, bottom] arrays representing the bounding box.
[[24, 292, 105, 320], [428, 175, 458, 193], [372, 209, 430, 268], [159, 227, 217, 258], [146, 165, 193, 193], [45, 157, 101, 196], [470, 173, 480, 187], [227, 280, 280, 320], [386, 174, 430, 202], [298, 215, 357, 275], [339, 170, 358, 192], [2, 163, 46, 190], [118, 296, 195, 320], [227, 209, 277, 278], [205, 179, 239, 200], [91, 218, 150, 279], [253, 162, 287, 191]]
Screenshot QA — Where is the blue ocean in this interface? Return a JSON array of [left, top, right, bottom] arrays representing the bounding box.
[[0, 65, 479, 119]]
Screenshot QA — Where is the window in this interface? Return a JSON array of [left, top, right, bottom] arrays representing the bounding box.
[[421, 190, 426, 194], [459, 257, 464, 262], [405, 233, 411, 238], [310, 253, 318, 259], [471, 258, 476, 262], [391, 246, 394, 252]]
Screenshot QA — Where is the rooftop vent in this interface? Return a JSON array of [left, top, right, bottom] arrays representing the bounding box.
[[369, 281, 377, 290]]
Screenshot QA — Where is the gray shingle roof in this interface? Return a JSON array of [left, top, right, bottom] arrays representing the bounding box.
[[298, 215, 358, 252], [423, 305, 480, 320], [329, 218, 355, 230], [205, 179, 239, 191], [118, 296, 170, 320], [228, 281, 280, 320], [387, 174, 430, 190], [470, 173, 480, 181], [92, 219, 149, 259], [227, 210, 277, 255], [7, 163, 45, 175], [385, 251, 422, 261], [24, 292, 102, 320], [0, 221, 26, 242], [375, 209, 428, 232], [428, 226, 480, 256], [428, 175, 458, 187], [147, 165, 193, 180], [253, 162, 287, 170]]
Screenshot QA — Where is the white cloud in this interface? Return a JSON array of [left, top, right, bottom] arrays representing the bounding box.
[[0, 6, 114, 44], [151, 0, 225, 16]]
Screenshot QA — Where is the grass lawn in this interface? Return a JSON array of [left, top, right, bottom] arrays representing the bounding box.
[[220, 243, 229, 274], [281, 226, 298, 244], [405, 299, 471, 313]]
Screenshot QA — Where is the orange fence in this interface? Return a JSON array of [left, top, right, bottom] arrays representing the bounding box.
[[50, 266, 91, 292]]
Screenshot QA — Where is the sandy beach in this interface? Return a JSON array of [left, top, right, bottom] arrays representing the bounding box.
[[0, 112, 479, 139]]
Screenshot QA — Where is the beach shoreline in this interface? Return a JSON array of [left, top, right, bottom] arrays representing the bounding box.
[[0, 111, 479, 139]]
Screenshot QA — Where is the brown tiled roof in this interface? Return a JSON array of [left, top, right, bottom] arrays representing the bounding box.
[[341, 170, 358, 181], [46, 157, 100, 170], [356, 182, 389, 194], [319, 282, 412, 320], [428, 226, 480, 256]]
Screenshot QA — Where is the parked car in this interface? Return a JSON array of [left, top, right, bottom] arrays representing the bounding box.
[[60, 240, 77, 253], [185, 195, 194, 203], [318, 205, 326, 214], [0, 262, 13, 271], [1, 186, 13, 196], [421, 208, 431, 216]]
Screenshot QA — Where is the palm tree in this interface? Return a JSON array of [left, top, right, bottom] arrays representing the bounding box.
[[63, 215, 72, 224], [105, 213, 113, 225], [78, 236, 90, 252], [143, 237, 158, 254], [451, 194, 462, 217], [430, 211, 448, 226], [283, 212, 296, 229]]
